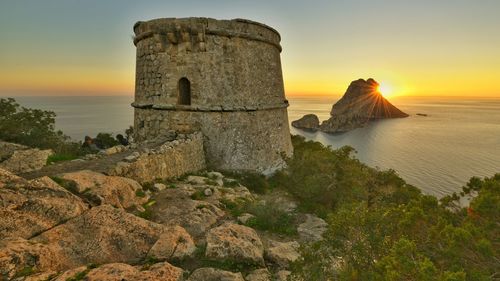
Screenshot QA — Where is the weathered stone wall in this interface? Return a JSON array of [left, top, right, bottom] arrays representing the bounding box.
[[134, 108, 292, 172], [132, 17, 293, 172], [109, 133, 206, 182]]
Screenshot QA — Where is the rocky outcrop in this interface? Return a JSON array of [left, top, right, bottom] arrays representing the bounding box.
[[148, 225, 196, 261], [293, 79, 409, 134], [31, 205, 167, 269], [59, 170, 148, 209], [0, 237, 64, 279], [246, 268, 272, 281], [297, 214, 328, 242], [187, 267, 245, 281], [0, 141, 27, 161], [264, 240, 300, 268], [291, 114, 320, 131], [0, 169, 88, 240], [149, 186, 225, 238], [0, 148, 53, 174], [0, 167, 26, 188], [55, 262, 183, 281], [319, 78, 408, 133], [206, 222, 265, 266]]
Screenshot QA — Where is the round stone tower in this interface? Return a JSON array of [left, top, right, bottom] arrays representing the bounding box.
[[132, 17, 293, 172]]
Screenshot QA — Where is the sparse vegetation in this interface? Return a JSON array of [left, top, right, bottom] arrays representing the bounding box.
[[66, 264, 98, 281], [244, 200, 297, 236], [13, 266, 34, 278], [46, 153, 78, 164], [50, 176, 79, 194], [190, 190, 206, 200], [224, 171, 270, 194], [135, 189, 146, 198], [137, 200, 156, 220]]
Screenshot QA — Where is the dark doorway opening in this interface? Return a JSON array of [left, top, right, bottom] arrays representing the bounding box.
[[178, 77, 191, 105]]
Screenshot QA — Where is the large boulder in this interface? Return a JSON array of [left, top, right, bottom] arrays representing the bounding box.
[[291, 114, 320, 131], [205, 222, 264, 266], [264, 241, 300, 268], [0, 167, 25, 188], [148, 225, 196, 261], [0, 141, 27, 162], [0, 148, 53, 174], [149, 186, 225, 238], [59, 170, 148, 209], [0, 169, 88, 240], [245, 268, 272, 281], [187, 267, 244, 281], [31, 205, 167, 269], [55, 262, 183, 281], [320, 78, 409, 133], [297, 214, 328, 242], [0, 237, 70, 280]]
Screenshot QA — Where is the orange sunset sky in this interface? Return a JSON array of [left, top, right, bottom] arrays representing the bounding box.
[[1, 0, 499, 98]]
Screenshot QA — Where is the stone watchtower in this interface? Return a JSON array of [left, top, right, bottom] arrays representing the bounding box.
[[132, 17, 293, 172]]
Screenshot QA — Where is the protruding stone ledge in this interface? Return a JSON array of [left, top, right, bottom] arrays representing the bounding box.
[[133, 17, 282, 52], [131, 102, 289, 112]]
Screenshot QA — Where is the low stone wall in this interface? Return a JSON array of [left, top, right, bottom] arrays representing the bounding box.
[[108, 132, 206, 182]]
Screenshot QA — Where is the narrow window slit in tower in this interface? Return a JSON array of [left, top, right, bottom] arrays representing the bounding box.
[[178, 77, 191, 105]]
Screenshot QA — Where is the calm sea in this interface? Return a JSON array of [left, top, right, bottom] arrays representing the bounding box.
[[9, 95, 500, 197]]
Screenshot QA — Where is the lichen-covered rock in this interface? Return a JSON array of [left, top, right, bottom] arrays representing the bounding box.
[[59, 170, 148, 208], [297, 214, 328, 242], [31, 205, 166, 268], [0, 141, 27, 162], [0, 237, 64, 279], [291, 114, 320, 131], [0, 171, 88, 240], [187, 175, 210, 185], [206, 222, 264, 266], [103, 144, 127, 155], [320, 78, 409, 133], [275, 270, 292, 281], [0, 148, 53, 174], [237, 213, 256, 225], [148, 225, 196, 261], [56, 262, 183, 281], [0, 167, 25, 188], [264, 241, 300, 268], [187, 267, 244, 281], [150, 187, 225, 238], [245, 268, 272, 281]]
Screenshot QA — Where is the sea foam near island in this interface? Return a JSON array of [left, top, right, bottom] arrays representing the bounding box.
[[10, 95, 500, 198]]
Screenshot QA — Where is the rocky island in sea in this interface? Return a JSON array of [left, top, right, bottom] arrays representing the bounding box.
[[292, 78, 409, 133]]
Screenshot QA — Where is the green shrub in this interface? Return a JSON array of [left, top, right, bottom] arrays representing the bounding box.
[[13, 266, 34, 278], [244, 200, 297, 236], [0, 98, 87, 159], [190, 190, 206, 200], [94, 132, 119, 148], [223, 171, 269, 194], [135, 189, 146, 198], [46, 153, 78, 164]]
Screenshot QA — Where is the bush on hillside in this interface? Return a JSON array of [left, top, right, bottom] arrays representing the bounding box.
[[276, 136, 499, 280], [0, 98, 82, 157]]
